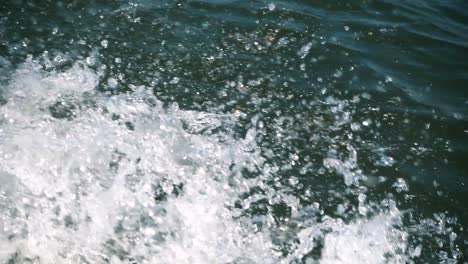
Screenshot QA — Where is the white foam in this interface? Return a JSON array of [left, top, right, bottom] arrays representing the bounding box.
[[0, 59, 414, 263], [319, 213, 408, 264], [0, 59, 277, 263]]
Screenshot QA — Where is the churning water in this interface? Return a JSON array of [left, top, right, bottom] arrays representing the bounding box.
[[0, 0, 467, 263]]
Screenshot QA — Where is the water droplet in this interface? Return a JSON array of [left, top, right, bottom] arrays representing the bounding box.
[[336, 204, 346, 215], [358, 193, 366, 203], [362, 119, 371, 126], [378, 156, 395, 167], [288, 176, 299, 185], [350, 123, 361, 131], [100, 40, 109, 48], [298, 42, 312, 58], [170, 77, 180, 84], [268, 3, 276, 11], [333, 69, 343, 78], [85, 56, 95, 66], [410, 245, 422, 258], [393, 178, 409, 193], [107, 77, 118, 89]]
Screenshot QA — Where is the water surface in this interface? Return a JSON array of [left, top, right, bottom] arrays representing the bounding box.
[[0, 0, 467, 263]]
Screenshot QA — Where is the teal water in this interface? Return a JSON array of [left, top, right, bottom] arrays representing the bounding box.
[[0, 0, 467, 263]]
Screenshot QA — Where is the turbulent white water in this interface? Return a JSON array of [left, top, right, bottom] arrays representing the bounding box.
[[0, 58, 414, 263]]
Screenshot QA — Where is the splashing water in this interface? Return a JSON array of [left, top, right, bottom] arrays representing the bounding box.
[[0, 57, 461, 264], [0, 59, 278, 263]]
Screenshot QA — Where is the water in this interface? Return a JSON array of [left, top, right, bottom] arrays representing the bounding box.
[[0, 0, 467, 263]]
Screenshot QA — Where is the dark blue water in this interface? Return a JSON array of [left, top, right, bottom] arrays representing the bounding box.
[[0, 0, 467, 263]]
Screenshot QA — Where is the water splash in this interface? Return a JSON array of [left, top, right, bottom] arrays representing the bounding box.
[[0, 58, 461, 263], [0, 59, 277, 263]]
